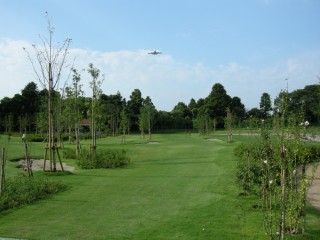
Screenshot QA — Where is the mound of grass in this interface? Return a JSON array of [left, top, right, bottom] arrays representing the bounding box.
[[0, 173, 65, 211]]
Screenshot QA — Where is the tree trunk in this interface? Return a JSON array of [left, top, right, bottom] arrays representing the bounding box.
[[148, 118, 151, 140], [48, 63, 56, 171], [280, 145, 287, 240], [91, 94, 96, 156], [68, 125, 72, 144], [301, 164, 307, 233], [0, 148, 6, 195], [24, 142, 33, 177]]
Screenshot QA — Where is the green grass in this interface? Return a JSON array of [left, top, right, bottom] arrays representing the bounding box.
[[0, 133, 319, 239]]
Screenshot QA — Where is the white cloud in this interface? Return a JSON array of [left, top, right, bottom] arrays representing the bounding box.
[[0, 38, 34, 96], [0, 38, 320, 111]]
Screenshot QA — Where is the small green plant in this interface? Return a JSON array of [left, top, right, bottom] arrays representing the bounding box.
[[78, 149, 130, 169]]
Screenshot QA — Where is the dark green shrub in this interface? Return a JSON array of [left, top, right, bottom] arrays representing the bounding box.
[[22, 134, 46, 142], [78, 149, 130, 169], [0, 173, 65, 211]]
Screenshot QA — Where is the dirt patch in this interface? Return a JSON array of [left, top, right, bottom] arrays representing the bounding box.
[[301, 134, 320, 142], [298, 134, 320, 209], [307, 163, 320, 210], [19, 159, 75, 172], [207, 138, 223, 142]]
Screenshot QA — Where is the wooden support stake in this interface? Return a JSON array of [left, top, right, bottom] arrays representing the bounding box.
[[44, 144, 64, 172], [43, 145, 48, 171], [0, 148, 6, 194], [55, 145, 64, 172], [24, 142, 33, 177]]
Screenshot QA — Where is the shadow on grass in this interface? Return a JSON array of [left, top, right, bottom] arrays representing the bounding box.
[[43, 171, 75, 177]]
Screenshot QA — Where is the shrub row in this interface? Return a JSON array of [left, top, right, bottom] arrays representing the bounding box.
[[234, 142, 320, 194], [235, 142, 320, 165], [0, 173, 65, 211], [9, 133, 94, 143], [78, 149, 130, 169]]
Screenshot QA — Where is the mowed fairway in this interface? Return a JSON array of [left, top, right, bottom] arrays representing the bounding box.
[[0, 133, 319, 239]]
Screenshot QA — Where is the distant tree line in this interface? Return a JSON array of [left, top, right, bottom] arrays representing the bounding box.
[[0, 81, 244, 135], [0, 81, 319, 136], [247, 84, 320, 125]]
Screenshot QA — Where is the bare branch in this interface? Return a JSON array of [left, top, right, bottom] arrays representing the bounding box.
[[24, 13, 71, 92], [23, 47, 46, 88]]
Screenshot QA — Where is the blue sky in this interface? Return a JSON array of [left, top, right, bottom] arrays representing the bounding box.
[[0, 0, 319, 111]]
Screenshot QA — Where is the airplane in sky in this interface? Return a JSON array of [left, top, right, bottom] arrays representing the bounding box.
[[148, 50, 162, 55]]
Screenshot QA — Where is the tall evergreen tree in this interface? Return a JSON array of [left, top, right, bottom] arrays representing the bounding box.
[[230, 96, 245, 124], [127, 89, 143, 132], [260, 92, 272, 118], [21, 82, 40, 132]]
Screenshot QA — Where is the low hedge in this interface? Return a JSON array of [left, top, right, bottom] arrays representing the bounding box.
[[0, 173, 65, 211], [234, 142, 320, 194]]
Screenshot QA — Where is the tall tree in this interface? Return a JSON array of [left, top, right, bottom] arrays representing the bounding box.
[[24, 13, 71, 171], [139, 96, 156, 139], [225, 108, 233, 142], [88, 63, 104, 156], [127, 89, 143, 132], [119, 106, 129, 143], [100, 92, 124, 136], [188, 98, 198, 119], [172, 102, 192, 130], [21, 82, 40, 132], [205, 83, 231, 127], [288, 84, 320, 123], [194, 106, 210, 135], [63, 68, 84, 147], [260, 92, 272, 118], [230, 96, 245, 123], [11, 94, 24, 131]]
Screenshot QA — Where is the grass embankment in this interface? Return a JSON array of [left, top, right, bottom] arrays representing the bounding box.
[[0, 133, 319, 239]]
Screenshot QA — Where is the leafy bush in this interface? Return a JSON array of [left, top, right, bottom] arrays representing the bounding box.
[[297, 144, 320, 164], [234, 143, 264, 194], [79, 149, 130, 169], [0, 173, 65, 211]]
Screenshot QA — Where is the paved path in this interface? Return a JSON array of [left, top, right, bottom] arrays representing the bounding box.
[[307, 163, 320, 210]]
